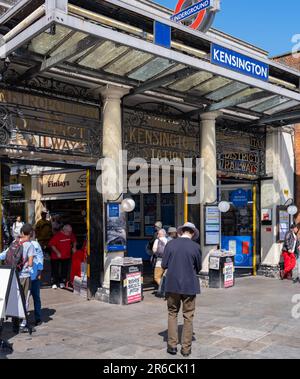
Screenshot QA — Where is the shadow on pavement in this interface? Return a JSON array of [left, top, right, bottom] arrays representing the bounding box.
[[159, 326, 196, 344]]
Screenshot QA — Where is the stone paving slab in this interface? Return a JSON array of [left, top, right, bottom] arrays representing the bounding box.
[[1, 276, 300, 359]]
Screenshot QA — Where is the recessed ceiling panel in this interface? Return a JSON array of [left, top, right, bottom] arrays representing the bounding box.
[[50, 32, 88, 56], [251, 96, 288, 113], [169, 71, 213, 92], [128, 58, 174, 81], [105, 50, 153, 76], [79, 41, 129, 69], [29, 26, 72, 55], [194, 77, 231, 96], [206, 82, 248, 101], [265, 100, 300, 115]]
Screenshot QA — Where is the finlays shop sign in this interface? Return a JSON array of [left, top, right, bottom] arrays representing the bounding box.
[[211, 44, 269, 82], [42, 171, 86, 195]]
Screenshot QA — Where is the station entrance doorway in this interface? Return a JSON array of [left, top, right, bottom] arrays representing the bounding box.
[[0, 159, 103, 298], [219, 181, 260, 273]]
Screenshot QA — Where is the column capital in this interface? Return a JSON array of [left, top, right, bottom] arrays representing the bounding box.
[[200, 111, 222, 122], [100, 85, 130, 101]]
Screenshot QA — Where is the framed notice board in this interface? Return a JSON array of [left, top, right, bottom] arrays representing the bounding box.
[[277, 206, 291, 243], [204, 206, 220, 246]]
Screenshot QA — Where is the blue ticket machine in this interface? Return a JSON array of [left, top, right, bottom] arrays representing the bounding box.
[[221, 236, 253, 268]]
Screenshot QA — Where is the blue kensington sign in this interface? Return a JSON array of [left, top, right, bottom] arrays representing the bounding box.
[[171, 0, 214, 23], [211, 44, 269, 82]]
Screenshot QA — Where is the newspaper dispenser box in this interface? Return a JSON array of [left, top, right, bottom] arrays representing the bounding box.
[[109, 257, 143, 305], [209, 250, 236, 289]]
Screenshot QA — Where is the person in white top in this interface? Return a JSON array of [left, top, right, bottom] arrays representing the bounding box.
[[12, 216, 24, 240], [152, 229, 168, 287]]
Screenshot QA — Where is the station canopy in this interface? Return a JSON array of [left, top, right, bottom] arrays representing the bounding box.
[[0, 0, 300, 128]]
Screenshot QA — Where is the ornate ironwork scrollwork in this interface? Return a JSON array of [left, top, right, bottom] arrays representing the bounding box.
[[0, 105, 11, 144], [88, 128, 102, 157], [27, 76, 96, 102]]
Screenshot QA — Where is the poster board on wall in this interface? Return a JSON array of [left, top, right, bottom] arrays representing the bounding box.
[[106, 203, 127, 253], [277, 206, 291, 243], [204, 206, 220, 246]]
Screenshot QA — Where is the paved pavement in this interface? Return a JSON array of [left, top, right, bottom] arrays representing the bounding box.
[[1, 276, 300, 359]]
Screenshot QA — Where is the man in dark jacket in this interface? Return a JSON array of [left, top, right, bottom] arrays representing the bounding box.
[[162, 222, 202, 357]]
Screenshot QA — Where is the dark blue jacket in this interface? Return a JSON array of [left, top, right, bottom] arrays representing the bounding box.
[[162, 237, 202, 296]]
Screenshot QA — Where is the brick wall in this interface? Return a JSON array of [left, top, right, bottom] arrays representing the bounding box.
[[273, 53, 300, 71]]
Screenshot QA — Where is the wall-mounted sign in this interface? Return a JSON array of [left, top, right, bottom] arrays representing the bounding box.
[[230, 189, 249, 208], [171, 0, 220, 32], [205, 206, 220, 245], [217, 128, 266, 180], [106, 203, 127, 253], [277, 206, 291, 242], [42, 171, 86, 195], [211, 44, 269, 82], [261, 208, 272, 225], [124, 108, 200, 162], [0, 90, 101, 157]]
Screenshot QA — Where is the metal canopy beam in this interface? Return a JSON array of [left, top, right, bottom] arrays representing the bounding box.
[[181, 91, 270, 119], [52, 12, 300, 103], [128, 67, 196, 96], [46, 36, 98, 74], [258, 110, 300, 125], [15, 35, 99, 82], [0, 0, 32, 25], [209, 91, 271, 112], [0, 1, 12, 9], [0, 15, 53, 59]]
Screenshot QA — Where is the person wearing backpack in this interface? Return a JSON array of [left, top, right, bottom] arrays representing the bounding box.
[[0, 223, 35, 333], [152, 229, 168, 289]]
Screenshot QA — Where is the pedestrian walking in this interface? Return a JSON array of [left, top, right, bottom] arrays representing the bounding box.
[[146, 221, 163, 255], [280, 224, 300, 280], [11, 216, 24, 240], [30, 233, 44, 326], [35, 211, 53, 252], [48, 225, 77, 289], [152, 229, 168, 289], [162, 222, 202, 357], [0, 223, 35, 333], [167, 227, 178, 241]]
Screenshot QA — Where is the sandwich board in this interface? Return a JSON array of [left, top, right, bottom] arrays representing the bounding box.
[[0, 266, 31, 353], [0, 266, 27, 320]]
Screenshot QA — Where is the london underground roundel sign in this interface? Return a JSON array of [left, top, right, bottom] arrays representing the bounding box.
[[171, 0, 220, 32]]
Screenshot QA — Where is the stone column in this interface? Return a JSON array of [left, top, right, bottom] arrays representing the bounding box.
[[200, 111, 221, 273], [100, 85, 129, 292]]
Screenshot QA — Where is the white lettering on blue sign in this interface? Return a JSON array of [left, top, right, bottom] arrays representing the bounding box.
[[171, 0, 212, 23], [211, 44, 269, 82]]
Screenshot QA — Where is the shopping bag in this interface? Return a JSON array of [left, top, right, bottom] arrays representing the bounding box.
[[157, 274, 166, 298]]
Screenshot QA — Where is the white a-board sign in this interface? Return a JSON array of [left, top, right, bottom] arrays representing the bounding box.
[[0, 267, 27, 320]]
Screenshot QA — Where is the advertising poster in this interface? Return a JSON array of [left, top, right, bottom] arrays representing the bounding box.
[[224, 262, 234, 288], [278, 210, 290, 242], [106, 203, 127, 252], [126, 272, 142, 304]]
